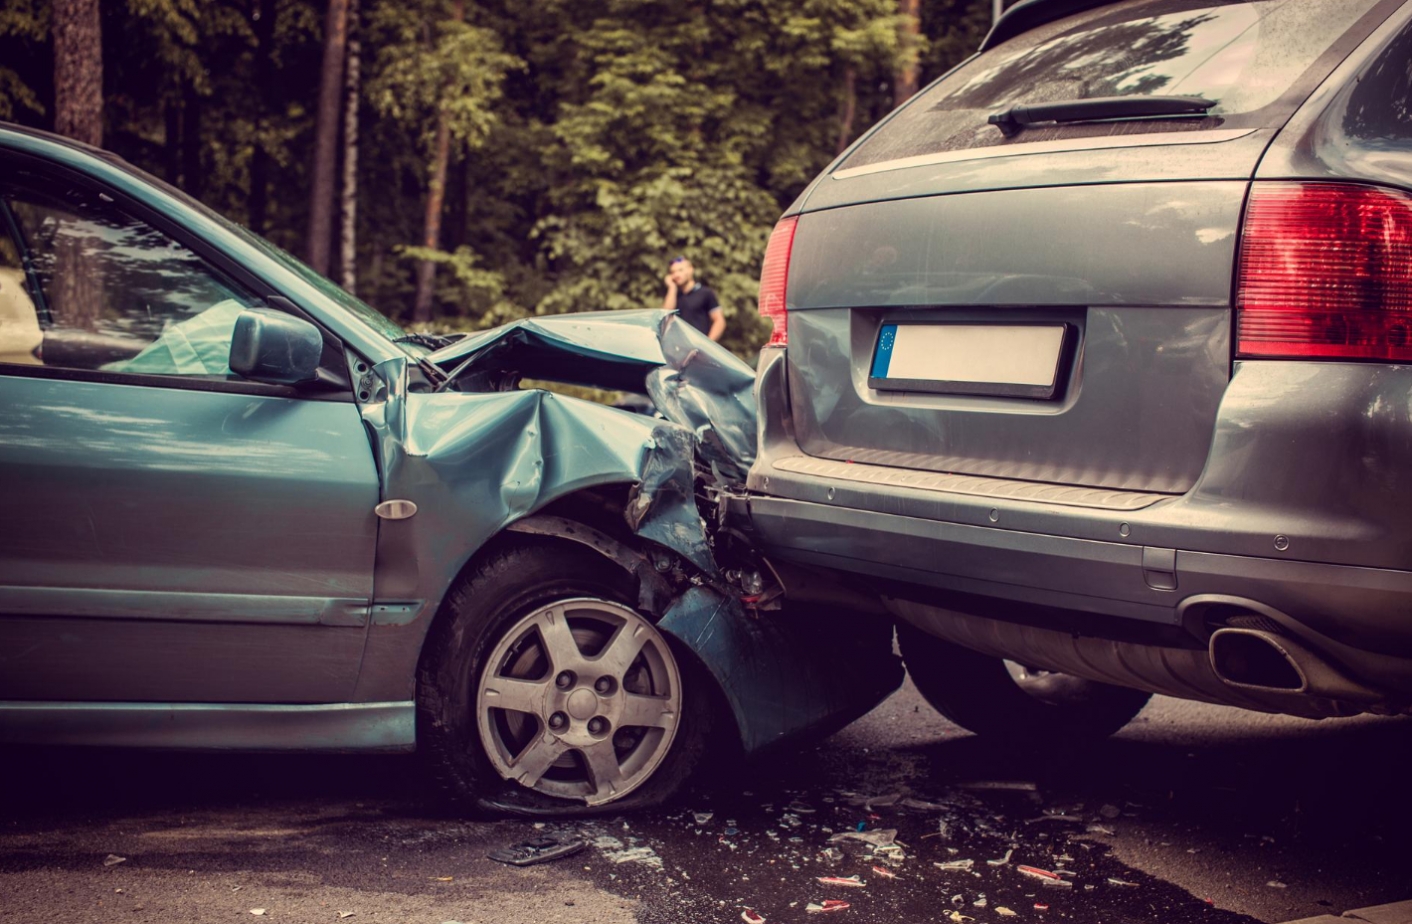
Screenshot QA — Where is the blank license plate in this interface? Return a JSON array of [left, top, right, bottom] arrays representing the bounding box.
[[869, 323, 1068, 399]]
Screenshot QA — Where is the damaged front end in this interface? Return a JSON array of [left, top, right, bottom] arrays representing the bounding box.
[[407, 310, 902, 757]]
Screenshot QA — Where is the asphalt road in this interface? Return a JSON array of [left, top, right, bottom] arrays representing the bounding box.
[[2, 679, 1409, 924]]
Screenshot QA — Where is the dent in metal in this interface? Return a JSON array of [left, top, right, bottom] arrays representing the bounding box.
[[349, 309, 899, 749]]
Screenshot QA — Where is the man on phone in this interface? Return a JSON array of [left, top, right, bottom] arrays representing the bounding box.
[[662, 256, 725, 342]]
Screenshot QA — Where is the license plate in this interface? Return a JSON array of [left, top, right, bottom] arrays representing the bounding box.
[[869, 322, 1069, 399]]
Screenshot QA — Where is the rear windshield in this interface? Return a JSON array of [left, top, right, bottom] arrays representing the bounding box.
[[840, 0, 1388, 171]]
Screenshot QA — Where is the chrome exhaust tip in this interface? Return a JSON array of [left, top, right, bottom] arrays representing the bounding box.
[[1208, 627, 1379, 703]]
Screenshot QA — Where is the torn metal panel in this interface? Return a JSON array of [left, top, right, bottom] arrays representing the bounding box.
[[658, 586, 904, 754]]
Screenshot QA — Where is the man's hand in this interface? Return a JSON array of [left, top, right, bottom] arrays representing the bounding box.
[[662, 274, 679, 311], [663, 273, 678, 291]]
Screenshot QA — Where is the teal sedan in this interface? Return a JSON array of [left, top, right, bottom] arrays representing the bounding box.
[[0, 123, 901, 814]]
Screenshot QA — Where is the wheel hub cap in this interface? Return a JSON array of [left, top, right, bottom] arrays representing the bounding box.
[[475, 598, 682, 806]]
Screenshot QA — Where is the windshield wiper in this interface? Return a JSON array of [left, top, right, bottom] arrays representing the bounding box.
[[988, 95, 1216, 138]]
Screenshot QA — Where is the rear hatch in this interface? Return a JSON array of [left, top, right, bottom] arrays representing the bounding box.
[[780, 0, 1398, 496]]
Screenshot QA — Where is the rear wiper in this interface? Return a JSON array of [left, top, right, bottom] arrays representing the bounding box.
[[988, 95, 1216, 138]]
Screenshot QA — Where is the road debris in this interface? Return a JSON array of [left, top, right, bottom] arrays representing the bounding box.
[[741, 910, 765, 924], [957, 781, 1038, 792], [871, 865, 897, 879], [605, 846, 664, 869], [827, 829, 898, 848], [1107, 878, 1140, 888], [986, 849, 1014, 866], [946, 913, 974, 923], [487, 835, 586, 867], [102, 854, 127, 867], [1018, 865, 1074, 888], [817, 875, 866, 888], [428, 876, 453, 882], [337, 913, 355, 919], [1099, 804, 1122, 819], [806, 900, 851, 914], [249, 910, 267, 917], [934, 859, 975, 872], [1267, 880, 1288, 889], [1086, 824, 1117, 835], [995, 908, 1018, 917], [694, 812, 715, 826]]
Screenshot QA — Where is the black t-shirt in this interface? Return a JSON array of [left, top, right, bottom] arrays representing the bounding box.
[[675, 283, 720, 335]]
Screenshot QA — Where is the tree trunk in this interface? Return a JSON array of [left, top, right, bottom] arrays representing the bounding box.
[[894, 0, 921, 108], [836, 65, 858, 155], [412, 0, 465, 324], [249, 0, 276, 234], [181, 83, 202, 198], [307, 0, 350, 276], [52, 0, 102, 146], [413, 114, 451, 325], [338, 0, 361, 294]]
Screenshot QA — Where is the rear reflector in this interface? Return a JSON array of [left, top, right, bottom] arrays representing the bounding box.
[[758, 216, 798, 348], [1237, 182, 1412, 361]]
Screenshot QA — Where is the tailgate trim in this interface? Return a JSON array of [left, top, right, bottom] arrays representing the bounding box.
[[772, 455, 1170, 511]]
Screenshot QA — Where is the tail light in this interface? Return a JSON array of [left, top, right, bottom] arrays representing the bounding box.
[[757, 216, 798, 348], [1236, 182, 1412, 361]]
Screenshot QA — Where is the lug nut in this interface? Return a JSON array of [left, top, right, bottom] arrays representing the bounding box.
[[594, 676, 614, 694], [555, 671, 574, 689], [587, 717, 608, 735], [548, 712, 567, 730]]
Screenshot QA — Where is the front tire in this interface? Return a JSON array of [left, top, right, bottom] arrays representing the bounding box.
[[897, 622, 1152, 743], [417, 538, 709, 815]]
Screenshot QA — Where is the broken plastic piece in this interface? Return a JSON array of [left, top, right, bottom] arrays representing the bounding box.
[[986, 849, 1014, 866], [103, 854, 127, 867], [694, 812, 715, 825], [827, 829, 898, 848], [338, 914, 356, 919], [1034, 903, 1050, 911], [996, 908, 1018, 918], [1267, 880, 1288, 889], [816, 875, 866, 888], [741, 911, 766, 924], [1107, 878, 1139, 888], [1019, 866, 1074, 889], [934, 859, 975, 871], [871, 866, 897, 879], [946, 913, 974, 923], [250, 911, 267, 917], [805, 900, 851, 914], [487, 835, 587, 867]]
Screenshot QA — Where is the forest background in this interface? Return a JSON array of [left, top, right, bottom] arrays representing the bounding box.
[[1, 0, 997, 357]]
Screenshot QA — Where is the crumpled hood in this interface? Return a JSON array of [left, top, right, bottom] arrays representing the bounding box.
[[430, 309, 758, 481]]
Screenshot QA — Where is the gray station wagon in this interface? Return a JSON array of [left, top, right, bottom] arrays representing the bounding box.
[[733, 0, 1412, 739]]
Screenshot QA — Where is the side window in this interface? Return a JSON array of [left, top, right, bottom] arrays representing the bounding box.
[[1, 171, 260, 378], [1341, 22, 1412, 143]]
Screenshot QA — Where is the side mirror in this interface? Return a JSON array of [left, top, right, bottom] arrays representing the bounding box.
[[229, 307, 323, 386]]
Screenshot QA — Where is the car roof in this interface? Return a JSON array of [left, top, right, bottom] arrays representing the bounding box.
[[981, 0, 1125, 50], [0, 119, 135, 168]]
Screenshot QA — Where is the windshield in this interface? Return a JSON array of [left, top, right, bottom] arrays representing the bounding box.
[[841, 0, 1387, 170]]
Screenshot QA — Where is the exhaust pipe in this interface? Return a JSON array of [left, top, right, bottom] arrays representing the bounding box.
[[1208, 628, 1381, 704]]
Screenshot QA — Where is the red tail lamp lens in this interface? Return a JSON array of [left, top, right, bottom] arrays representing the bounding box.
[[758, 216, 798, 348], [1237, 183, 1412, 361]]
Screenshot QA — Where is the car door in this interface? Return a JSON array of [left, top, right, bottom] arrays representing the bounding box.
[[0, 154, 381, 704]]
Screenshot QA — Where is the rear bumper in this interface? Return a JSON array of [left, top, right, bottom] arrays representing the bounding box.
[[739, 348, 1412, 692]]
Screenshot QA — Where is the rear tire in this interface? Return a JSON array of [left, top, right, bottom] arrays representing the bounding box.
[[417, 537, 710, 816], [897, 622, 1151, 743]]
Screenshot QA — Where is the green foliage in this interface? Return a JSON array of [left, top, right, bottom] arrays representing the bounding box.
[[2, 0, 995, 358]]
